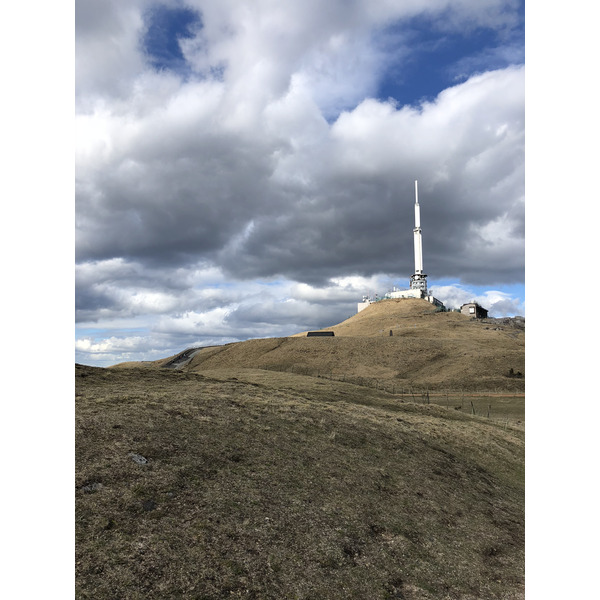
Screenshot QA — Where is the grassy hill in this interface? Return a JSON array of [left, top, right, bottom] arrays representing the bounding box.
[[77, 298, 525, 598], [120, 299, 524, 392]]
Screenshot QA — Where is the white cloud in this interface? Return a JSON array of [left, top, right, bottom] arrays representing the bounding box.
[[330, 65, 524, 181], [155, 306, 237, 336], [430, 284, 524, 317], [75, 335, 150, 354], [478, 289, 524, 317], [290, 275, 389, 303], [75, 0, 149, 104]]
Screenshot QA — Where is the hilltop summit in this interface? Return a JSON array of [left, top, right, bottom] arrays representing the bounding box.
[[115, 298, 524, 391]]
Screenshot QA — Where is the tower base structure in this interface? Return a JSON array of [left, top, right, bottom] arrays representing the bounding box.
[[383, 287, 445, 307], [358, 286, 446, 311], [410, 273, 428, 295], [384, 288, 424, 300]]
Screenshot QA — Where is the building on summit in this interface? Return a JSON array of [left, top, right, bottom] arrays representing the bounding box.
[[460, 302, 488, 319]]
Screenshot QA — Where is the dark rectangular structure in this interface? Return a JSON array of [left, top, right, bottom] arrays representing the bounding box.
[[307, 331, 335, 337]]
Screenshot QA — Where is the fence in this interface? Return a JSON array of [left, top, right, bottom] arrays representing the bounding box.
[[263, 364, 524, 429]]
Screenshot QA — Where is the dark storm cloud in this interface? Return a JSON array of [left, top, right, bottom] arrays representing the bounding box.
[[75, 257, 245, 323], [227, 299, 353, 333], [216, 179, 405, 284], [76, 123, 280, 265]]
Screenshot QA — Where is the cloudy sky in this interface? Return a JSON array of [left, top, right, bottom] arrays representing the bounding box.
[[75, 0, 525, 366]]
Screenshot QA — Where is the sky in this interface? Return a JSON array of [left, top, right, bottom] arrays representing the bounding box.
[[75, 0, 526, 367]]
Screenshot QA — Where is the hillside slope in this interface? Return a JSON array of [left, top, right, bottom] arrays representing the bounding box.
[[76, 364, 525, 599], [136, 299, 524, 391], [294, 297, 451, 337]]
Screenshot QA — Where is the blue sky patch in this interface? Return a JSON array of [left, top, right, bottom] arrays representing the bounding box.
[[376, 10, 524, 107], [433, 279, 525, 302], [142, 4, 202, 74]]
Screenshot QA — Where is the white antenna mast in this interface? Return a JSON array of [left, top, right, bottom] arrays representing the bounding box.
[[410, 179, 427, 295]]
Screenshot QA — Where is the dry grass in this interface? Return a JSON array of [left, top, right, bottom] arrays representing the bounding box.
[[81, 299, 526, 597], [143, 299, 525, 392], [76, 364, 524, 599]]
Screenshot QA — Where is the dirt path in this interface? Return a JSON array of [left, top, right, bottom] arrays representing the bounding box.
[[162, 347, 203, 369]]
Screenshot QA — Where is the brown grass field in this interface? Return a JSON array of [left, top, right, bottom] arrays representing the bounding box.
[[76, 299, 525, 599], [119, 299, 525, 394]]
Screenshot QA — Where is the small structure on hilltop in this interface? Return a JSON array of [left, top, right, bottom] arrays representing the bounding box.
[[460, 302, 488, 318], [307, 331, 335, 337], [358, 181, 445, 312]]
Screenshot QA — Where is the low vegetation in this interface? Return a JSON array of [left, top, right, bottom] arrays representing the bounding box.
[[77, 299, 525, 598], [76, 364, 524, 599], [119, 299, 525, 393]]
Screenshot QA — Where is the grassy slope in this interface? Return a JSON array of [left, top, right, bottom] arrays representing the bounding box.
[[163, 299, 525, 392], [76, 365, 524, 600]]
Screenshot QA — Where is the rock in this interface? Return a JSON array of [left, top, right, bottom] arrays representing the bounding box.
[[129, 453, 148, 464], [81, 482, 103, 493], [142, 499, 157, 512]]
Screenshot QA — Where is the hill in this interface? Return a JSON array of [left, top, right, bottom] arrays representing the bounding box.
[[119, 299, 524, 392], [76, 364, 524, 599], [78, 298, 525, 597]]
